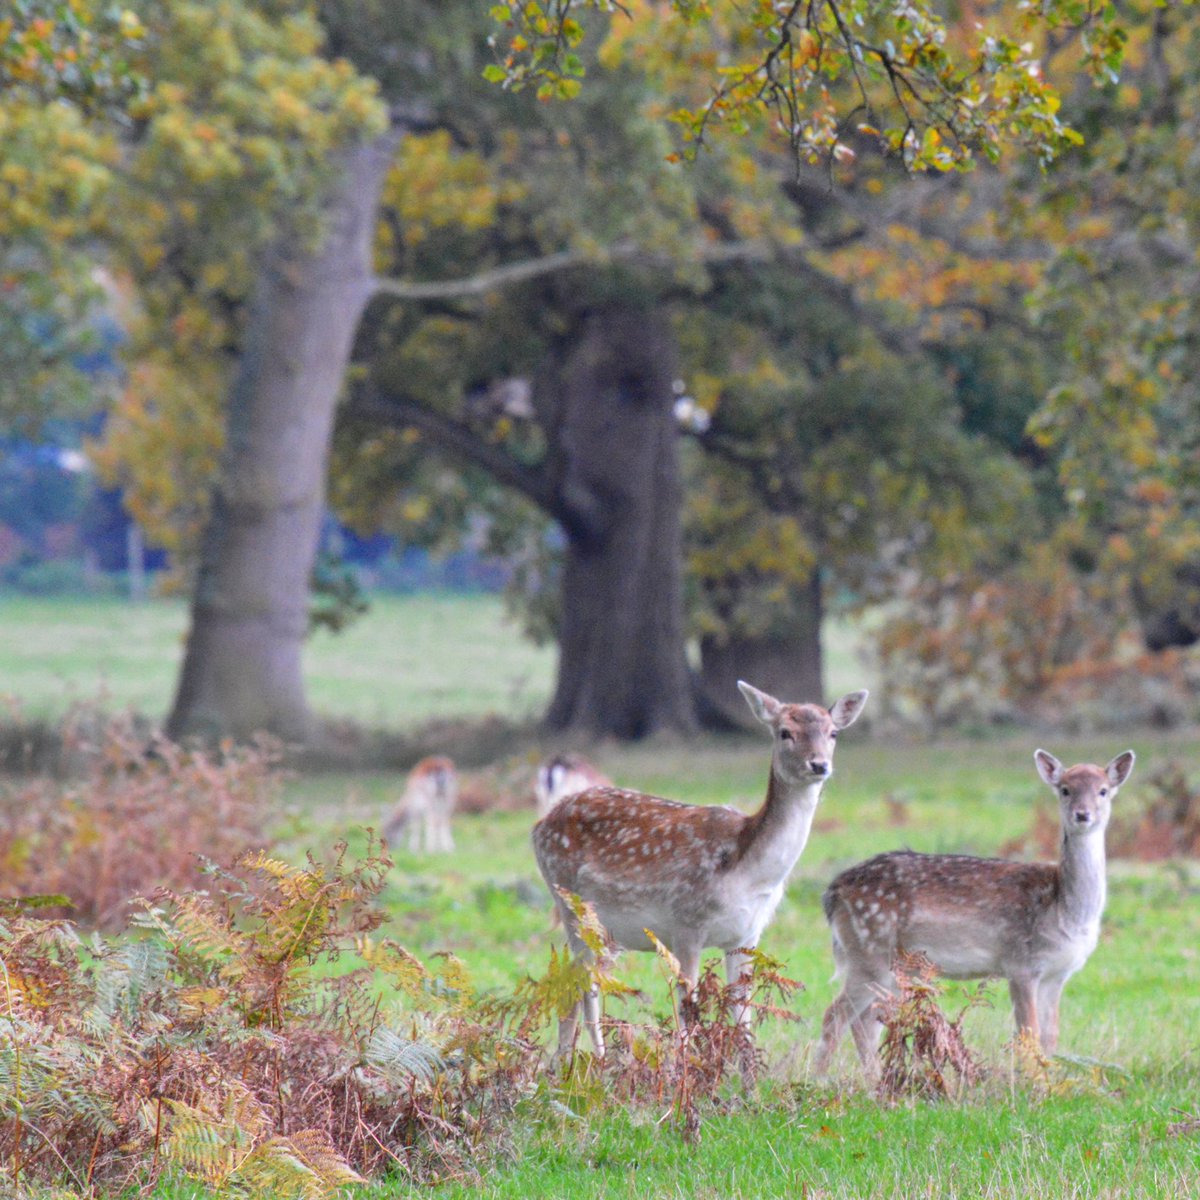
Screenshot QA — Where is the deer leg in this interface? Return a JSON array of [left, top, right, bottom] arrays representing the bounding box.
[[848, 981, 890, 1082], [815, 974, 886, 1079], [581, 982, 604, 1056], [1036, 975, 1066, 1055], [724, 949, 754, 1031], [1008, 976, 1042, 1046], [814, 986, 854, 1075], [673, 945, 702, 1027], [553, 912, 608, 1062], [725, 948, 759, 1089]]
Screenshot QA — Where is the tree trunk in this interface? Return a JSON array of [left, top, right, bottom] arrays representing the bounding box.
[[543, 307, 698, 738], [167, 136, 395, 743], [1134, 564, 1200, 651], [694, 574, 824, 729]]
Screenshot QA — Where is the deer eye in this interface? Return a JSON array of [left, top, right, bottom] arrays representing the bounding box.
[[1060, 786, 1070, 797], [1099, 787, 1108, 797], [779, 729, 793, 742], [830, 731, 839, 739]]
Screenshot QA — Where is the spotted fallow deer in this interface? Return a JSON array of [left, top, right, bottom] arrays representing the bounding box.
[[383, 756, 458, 854], [532, 682, 869, 1060], [814, 748, 1136, 1078], [534, 754, 612, 818]]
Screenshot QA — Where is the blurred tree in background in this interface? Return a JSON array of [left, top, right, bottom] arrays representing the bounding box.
[[10, 0, 1200, 741]]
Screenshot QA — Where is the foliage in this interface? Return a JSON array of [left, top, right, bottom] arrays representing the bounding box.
[[876, 541, 1135, 728], [0, 710, 282, 928], [678, 265, 1036, 650], [0, 0, 146, 111], [1109, 762, 1200, 860], [23, 0, 389, 573], [876, 951, 985, 1101], [1021, 3, 1200, 651], [489, 0, 1127, 170], [0, 842, 545, 1194]]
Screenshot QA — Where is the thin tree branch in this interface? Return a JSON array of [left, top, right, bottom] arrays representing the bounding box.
[[370, 238, 917, 353], [345, 386, 567, 523]]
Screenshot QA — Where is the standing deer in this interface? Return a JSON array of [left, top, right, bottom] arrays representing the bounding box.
[[534, 753, 612, 818], [383, 756, 458, 854], [532, 682, 868, 1060], [814, 748, 1136, 1078]]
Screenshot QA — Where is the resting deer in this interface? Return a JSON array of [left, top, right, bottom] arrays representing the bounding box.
[[383, 756, 458, 853], [534, 753, 612, 818], [532, 682, 868, 1060], [814, 748, 1136, 1078]]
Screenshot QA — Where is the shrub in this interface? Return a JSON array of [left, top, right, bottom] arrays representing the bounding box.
[[0, 843, 545, 1196], [879, 538, 1200, 735], [0, 713, 281, 928], [1108, 762, 1200, 860], [876, 952, 985, 1101]]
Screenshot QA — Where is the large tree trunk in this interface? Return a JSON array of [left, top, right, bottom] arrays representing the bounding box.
[[1134, 564, 1200, 651], [167, 137, 395, 743], [543, 307, 698, 738], [693, 574, 824, 730]]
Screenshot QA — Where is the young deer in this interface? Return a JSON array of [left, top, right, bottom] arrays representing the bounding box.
[[814, 748, 1136, 1078], [534, 753, 612, 818], [532, 682, 868, 1060], [383, 756, 458, 854]]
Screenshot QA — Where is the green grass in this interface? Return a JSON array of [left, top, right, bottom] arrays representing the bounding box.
[[282, 729, 1200, 1198], [5, 595, 1200, 1196], [0, 592, 557, 725]]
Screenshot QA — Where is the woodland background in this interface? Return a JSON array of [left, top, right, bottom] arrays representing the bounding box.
[[4, 0, 1200, 747]]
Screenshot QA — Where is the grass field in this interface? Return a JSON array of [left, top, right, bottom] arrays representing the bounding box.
[[303, 730, 1200, 1199], [0, 593, 558, 725], [4, 594, 1200, 1197]]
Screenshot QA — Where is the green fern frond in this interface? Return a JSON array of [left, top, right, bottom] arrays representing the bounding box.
[[232, 1130, 364, 1199], [366, 1026, 444, 1084], [169, 898, 251, 977], [90, 936, 170, 1023], [155, 1082, 272, 1185], [355, 936, 428, 998], [557, 889, 609, 959], [428, 952, 472, 1006]]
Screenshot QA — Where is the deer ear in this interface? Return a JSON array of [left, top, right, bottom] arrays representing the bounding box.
[[829, 690, 868, 730], [737, 680, 783, 726], [1034, 749, 1064, 787], [1105, 750, 1136, 789]]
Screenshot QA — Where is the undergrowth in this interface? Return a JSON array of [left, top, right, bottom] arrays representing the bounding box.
[[0, 844, 810, 1196], [0, 713, 280, 928], [0, 842, 551, 1195]]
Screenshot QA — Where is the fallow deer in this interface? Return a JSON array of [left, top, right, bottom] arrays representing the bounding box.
[[383, 756, 458, 854], [534, 753, 612, 818], [532, 682, 868, 1060], [814, 748, 1136, 1078]]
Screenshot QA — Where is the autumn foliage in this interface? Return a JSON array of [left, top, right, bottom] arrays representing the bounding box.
[[0, 713, 281, 928]]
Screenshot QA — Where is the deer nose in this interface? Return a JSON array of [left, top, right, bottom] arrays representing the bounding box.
[[1072, 809, 1092, 825], [808, 759, 829, 776]]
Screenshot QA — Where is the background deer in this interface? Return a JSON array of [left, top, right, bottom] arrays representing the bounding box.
[[532, 681, 868, 1060], [534, 753, 612, 817], [815, 748, 1136, 1078], [383, 756, 458, 854]]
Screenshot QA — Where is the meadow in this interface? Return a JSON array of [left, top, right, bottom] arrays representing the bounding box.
[[3, 593, 1200, 1198]]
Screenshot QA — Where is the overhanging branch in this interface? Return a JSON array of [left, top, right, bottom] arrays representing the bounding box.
[[345, 386, 567, 523], [370, 238, 916, 353]]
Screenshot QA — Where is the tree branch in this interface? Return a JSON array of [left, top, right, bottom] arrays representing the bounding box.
[[370, 237, 916, 353], [345, 386, 567, 523]]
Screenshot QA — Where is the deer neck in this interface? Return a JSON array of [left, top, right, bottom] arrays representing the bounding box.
[[732, 768, 825, 888], [1056, 828, 1108, 928]]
